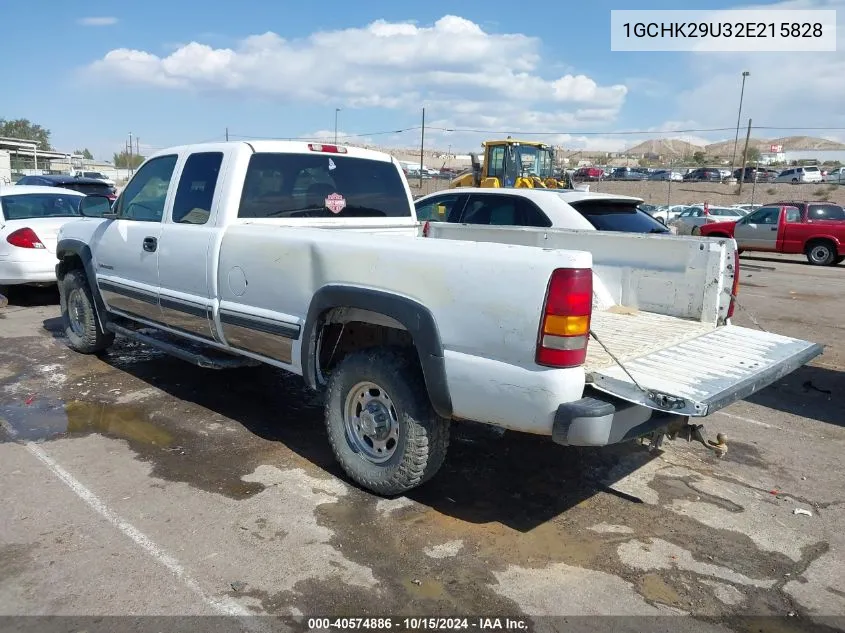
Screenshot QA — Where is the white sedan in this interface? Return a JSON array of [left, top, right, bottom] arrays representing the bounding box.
[[0, 185, 86, 293], [669, 205, 744, 235]]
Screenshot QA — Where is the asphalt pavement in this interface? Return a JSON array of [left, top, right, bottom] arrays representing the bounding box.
[[1, 253, 844, 632]]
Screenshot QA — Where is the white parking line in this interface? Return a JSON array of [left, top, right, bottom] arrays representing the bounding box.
[[714, 410, 781, 430], [0, 418, 251, 618]]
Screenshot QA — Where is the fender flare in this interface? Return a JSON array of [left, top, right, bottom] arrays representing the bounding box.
[[55, 238, 110, 330], [302, 285, 453, 419]]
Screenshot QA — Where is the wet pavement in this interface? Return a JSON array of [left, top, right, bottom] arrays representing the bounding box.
[[1, 256, 844, 632]]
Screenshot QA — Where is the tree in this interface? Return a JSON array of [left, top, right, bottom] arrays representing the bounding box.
[[75, 148, 94, 160], [692, 151, 707, 166], [746, 147, 761, 163], [113, 151, 145, 169], [0, 118, 52, 150]]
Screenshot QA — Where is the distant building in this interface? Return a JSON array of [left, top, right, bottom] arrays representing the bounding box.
[[759, 149, 845, 165]]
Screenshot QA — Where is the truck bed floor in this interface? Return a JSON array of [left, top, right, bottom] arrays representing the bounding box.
[[586, 309, 715, 373]]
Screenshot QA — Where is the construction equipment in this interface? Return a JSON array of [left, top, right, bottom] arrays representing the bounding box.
[[449, 138, 572, 190]]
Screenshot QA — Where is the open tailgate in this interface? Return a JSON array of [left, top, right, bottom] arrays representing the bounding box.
[[585, 311, 824, 417]]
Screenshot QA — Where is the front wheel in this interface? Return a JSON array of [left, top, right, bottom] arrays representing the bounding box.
[[324, 348, 450, 495], [60, 270, 115, 353], [806, 242, 837, 266]]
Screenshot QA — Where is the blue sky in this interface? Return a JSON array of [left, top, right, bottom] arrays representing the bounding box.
[[2, 0, 843, 160]]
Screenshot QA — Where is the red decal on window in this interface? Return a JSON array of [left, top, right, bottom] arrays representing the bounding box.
[[325, 193, 346, 214]]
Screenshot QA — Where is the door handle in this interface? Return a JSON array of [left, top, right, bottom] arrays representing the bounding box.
[[771, 227, 778, 231], [143, 237, 157, 252]]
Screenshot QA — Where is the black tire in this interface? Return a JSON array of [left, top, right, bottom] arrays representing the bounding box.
[[60, 270, 115, 353], [691, 225, 701, 236], [324, 347, 450, 495], [805, 241, 837, 266]]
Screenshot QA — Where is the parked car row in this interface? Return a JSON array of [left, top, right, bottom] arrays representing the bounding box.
[[569, 164, 840, 185]]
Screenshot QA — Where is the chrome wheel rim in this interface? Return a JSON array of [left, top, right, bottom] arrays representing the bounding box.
[[811, 245, 829, 262], [343, 381, 399, 464], [67, 289, 87, 337]]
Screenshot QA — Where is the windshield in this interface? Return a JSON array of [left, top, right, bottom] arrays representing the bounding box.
[[513, 145, 554, 179], [569, 200, 670, 234], [0, 193, 82, 220], [238, 152, 411, 218]]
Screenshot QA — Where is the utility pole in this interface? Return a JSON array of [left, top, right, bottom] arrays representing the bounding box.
[[419, 107, 426, 189], [136, 137, 140, 161], [738, 118, 752, 197], [334, 108, 341, 144], [730, 71, 750, 177], [667, 158, 673, 206], [225, 127, 229, 142]]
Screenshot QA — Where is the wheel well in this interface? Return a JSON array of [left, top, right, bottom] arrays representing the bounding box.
[[57, 254, 85, 281], [805, 238, 838, 255], [316, 307, 414, 381]]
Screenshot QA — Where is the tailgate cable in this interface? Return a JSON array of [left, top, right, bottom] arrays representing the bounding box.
[[588, 329, 647, 393], [728, 291, 768, 332]]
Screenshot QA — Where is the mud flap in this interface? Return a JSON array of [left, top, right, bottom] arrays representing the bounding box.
[[588, 325, 823, 417]]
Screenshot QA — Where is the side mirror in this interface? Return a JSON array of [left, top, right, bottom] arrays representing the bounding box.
[[79, 194, 116, 219]]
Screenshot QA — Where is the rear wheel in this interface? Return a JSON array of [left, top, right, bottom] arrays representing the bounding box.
[[805, 241, 837, 266], [324, 347, 450, 495], [60, 270, 115, 353]]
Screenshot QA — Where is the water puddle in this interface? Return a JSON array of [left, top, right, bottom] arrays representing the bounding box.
[[0, 396, 173, 447]]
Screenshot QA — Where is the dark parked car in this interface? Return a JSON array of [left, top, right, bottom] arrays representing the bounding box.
[[683, 168, 723, 182], [733, 167, 776, 183], [610, 167, 648, 181], [15, 174, 117, 200]]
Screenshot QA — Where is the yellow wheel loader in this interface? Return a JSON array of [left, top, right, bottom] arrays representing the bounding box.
[[449, 138, 572, 190]]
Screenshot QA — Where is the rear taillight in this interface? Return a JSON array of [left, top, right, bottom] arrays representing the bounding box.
[[6, 228, 45, 249], [422, 221, 431, 237], [727, 249, 740, 319], [536, 268, 592, 368], [308, 143, 347, 154]]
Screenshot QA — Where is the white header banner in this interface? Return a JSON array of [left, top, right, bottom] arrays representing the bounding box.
[[610, 10, 837, 52]]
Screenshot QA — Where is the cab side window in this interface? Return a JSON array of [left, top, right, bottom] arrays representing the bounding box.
[[171, 152, 223, 225], [746, 206, 780, 224], [117, 155, 178, 222]]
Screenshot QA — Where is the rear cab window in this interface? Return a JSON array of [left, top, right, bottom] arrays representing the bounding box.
[[568, 199, 669, 233], [808, 204, 845, 220], [238, 152, 411, 219]]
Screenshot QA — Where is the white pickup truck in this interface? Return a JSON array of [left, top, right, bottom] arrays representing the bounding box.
[[56, 140, 822, 495]]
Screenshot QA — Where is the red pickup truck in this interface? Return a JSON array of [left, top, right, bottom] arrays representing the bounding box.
[[699, 202, 845, 265]]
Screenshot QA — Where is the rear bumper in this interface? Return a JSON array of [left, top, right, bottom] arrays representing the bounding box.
[[552, 393, 685, 447], [0, 259, 58, 285]]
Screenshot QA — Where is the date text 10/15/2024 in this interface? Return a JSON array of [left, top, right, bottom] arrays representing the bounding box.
[[610, 9, 837, 52], [306, 618, 529, 631]]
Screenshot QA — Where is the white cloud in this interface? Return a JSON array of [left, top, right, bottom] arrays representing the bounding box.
[[85, 15, 628, 144], [77, 16, 118, 26]]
